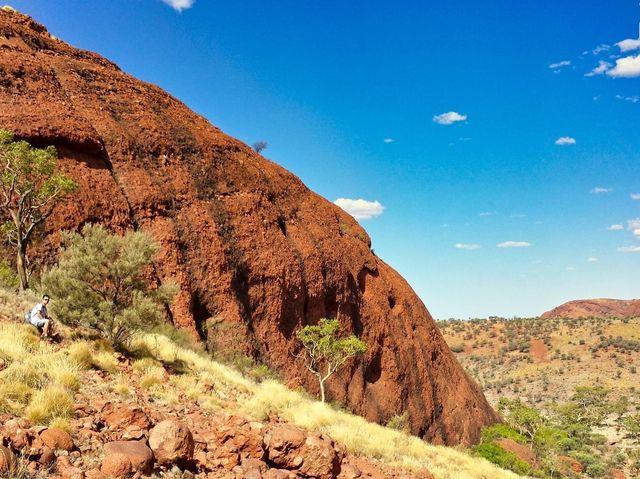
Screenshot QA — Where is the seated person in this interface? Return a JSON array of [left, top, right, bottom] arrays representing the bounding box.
[[30, 294, 54, 338]]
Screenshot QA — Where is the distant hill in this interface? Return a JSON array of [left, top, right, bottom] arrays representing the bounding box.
[[541, 299, 640, 319]]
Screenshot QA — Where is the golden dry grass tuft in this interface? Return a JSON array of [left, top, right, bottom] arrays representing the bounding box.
[[25, 385, 74, 425]]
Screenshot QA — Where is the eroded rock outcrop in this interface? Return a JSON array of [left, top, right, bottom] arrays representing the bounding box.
[[0, 10, 497, 444]]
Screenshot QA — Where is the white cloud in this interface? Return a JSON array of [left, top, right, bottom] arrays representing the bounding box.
[[433, 111, 467, 125], [627, 218, 640, 230], [607, 224, 624, 231], [591, 187, 612, 194], [616, 94, 640, 103], [585, 61, 611, 77], [618, 245, 640, 253], [591, 44, 611, 55], [566, 266, 576, 271], [616, 38, 640, 52], [455, 243, 481, 250], [497, 241, 532, 248], [383, 138, 394, 144], [479, 211, 496, 217], [549, 60, 571, 69], [161, 0, 195, 11], [626, 218, 640, 237], [587, 257, 598, 262], [555, 136, 576, 146], [607, 54, 640, 78], [631, 193, 640, 200], [334, 198, 384, 220]]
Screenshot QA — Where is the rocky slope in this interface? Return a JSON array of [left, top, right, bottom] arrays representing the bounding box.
[[541, 299, 640, 319], [0, 9, 497, 444]]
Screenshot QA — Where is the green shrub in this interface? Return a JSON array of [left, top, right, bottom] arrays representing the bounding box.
[[386, 412, 410, 433], [0, 260, 18, 288], [481, 424, 527, 444], [450, 343, 465, 353], [473, 442, 531, 475], [41, 224, 176, 350]]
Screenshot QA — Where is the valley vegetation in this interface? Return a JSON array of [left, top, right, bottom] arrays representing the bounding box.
[[439, 317, 640, 478]]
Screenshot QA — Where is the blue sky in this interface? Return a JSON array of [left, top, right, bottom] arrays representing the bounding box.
[[9, 0, 640, 318]]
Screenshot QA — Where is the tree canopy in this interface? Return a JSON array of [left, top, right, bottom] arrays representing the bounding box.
[[0, 129, 77, 289]]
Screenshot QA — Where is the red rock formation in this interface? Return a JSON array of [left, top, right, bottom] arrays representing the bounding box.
[[0, 10, 498, 445], [541, 299, 640, 319]]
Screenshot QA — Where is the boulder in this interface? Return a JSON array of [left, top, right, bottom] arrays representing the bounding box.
[[40, 428, 75, 451], [103, 440, 153, 474], [149, 418, 194, 465], [55, 455, 85, 479], [101, 452, 132, 478], [264, 424, 341, 479]]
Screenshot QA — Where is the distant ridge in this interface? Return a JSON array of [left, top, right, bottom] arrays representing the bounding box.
[[541, 298, 640, 319]]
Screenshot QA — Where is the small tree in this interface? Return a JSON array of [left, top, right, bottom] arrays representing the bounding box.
[[252, 141, 267, 154], [296, 318, 366, 402], [0, 130, 78, 290], [41, 224, 176, 349], [498, 398, 545, 441]]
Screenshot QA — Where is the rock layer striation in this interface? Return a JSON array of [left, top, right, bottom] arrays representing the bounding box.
[[0, 10, 498, 445]]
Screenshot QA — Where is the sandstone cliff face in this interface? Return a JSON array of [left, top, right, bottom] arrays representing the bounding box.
[[541, 299, 640, 319], [0, 10, 498, 445]]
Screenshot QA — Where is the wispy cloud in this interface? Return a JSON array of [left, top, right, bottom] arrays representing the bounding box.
[[433, 111, 467, 125], [549, 60, 571, 69], [607, 224, 624, 231], [587, 257, 598, 262], [455, 243, 481, 250], [555, 136, 576, 146], [591, 187, 612, 194], [497, 241, 532, 248], [607, 54, 640, 78], [616, 37, 640, 53], [585, 60, 611, 76], [591, 44, 611, 55], [631, 193, 640, 200], [334, 198, 384, 220], [566, 266, 576, 271], [479, 211, 496, 217], [161, 0, 195, 11], [383, 138, 394, 144], [618, 245, 640, 253], [616, 94, 640, 103]]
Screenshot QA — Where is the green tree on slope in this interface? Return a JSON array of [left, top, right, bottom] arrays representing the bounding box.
[[0, 129, 77, 289], [297, 318, 366, 403]]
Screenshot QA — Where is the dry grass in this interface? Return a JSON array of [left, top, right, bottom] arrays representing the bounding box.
[[25, 385, 74, 425], [132, 333, 521, 479]]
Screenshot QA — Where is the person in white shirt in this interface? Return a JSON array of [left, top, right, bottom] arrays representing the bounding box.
[[30, 294, 53, 338]]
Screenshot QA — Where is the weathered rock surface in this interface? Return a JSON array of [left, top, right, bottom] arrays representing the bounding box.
[[148, 419, 194, 466], [102, 440, 154, 474], [0, 9, 497, 445], [541, 298, 640, 319]]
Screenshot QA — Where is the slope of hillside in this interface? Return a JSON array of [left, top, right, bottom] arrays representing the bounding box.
[[0, 289, 521, 479], [0, 9, 497, 444], [541, 299, 640, 319]]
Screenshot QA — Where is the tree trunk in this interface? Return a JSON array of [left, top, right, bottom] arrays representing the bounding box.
[[319, 377, 326, 403], [16, 241, 28, 290]]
